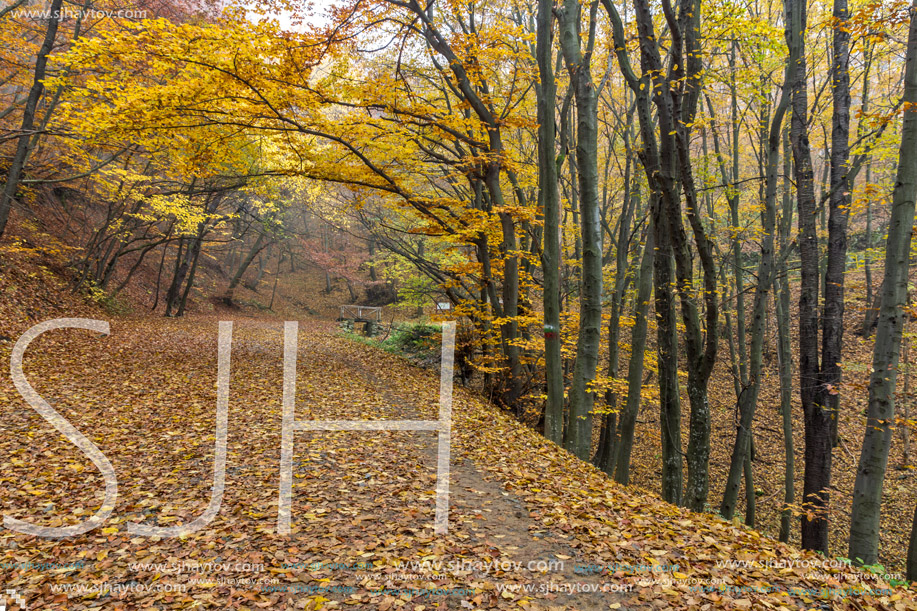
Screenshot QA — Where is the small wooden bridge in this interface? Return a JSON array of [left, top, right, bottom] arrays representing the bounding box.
[[339, 305, 383, 336], [339, 305, 382, 322]]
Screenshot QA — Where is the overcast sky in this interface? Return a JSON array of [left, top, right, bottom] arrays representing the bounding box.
[[243, 0, 335, 30]]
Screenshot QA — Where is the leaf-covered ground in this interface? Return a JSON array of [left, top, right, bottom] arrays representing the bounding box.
[[0, 308, 915, 610], [0, 229, 915, 610], [620, 271, 917, 574]]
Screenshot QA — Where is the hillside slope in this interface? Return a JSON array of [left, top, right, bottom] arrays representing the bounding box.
[[1, 229, 916, 610]]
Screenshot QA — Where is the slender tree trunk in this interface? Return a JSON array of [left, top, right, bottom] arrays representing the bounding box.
[[744, 437, 755, 527], [368, 238, 378, 282], [323, 226, 333, 293], [777, 122, 796, 544], [862, 43, 875, 310], [224, 230, 268, 304], [600, 0, 714, 506], [152, 239, 171, 311], [862, 278, 885, 338], [821, 0, 853, 449], [724, 303, 741, 400], [728, 43, 749, 393], [596, 132, 637, 472], [776, 273, 795, 542], [851, 0, 917, 565], [786, 0, 830, 553], [0, 0, 64, 238], [246, 246, 269, 290], [909, 504, 917, 581], [167, 192, 214, 317], [558, 0, 602, 461], [613, 221, 655, 484], [720, 65, 789, 519], [601, 0, 693, 504], [902, 326, 912, 468], [176, 235, 204, 317], [495, 205, 524, 410], [536, 0, 565, 445], [164, 237, 186, 317], [679, 0, 718, 514], [656, 241, 683, 504], [171, 225, 207, 317], [865, 170, 873, 301], [269, 251, 283, 310]]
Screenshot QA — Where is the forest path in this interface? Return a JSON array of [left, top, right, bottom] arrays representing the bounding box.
[[0, 314, 640, 610], [2, 313, 908, 610], [314, 332, 637, 611]]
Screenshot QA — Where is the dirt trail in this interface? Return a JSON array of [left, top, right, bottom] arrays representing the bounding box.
[[5, 315, 911, 610], [325, 340, 642, 610], [0, 315, 644, 610]]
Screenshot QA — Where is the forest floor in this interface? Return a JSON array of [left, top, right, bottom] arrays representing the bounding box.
[[0, 306, 916, 610], [2, 224, 917, 610], [621, 271, 917, 574]]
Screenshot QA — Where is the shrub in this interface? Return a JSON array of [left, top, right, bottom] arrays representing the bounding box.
[[387, 322, 440, 352], [364, 282, 398, 306]]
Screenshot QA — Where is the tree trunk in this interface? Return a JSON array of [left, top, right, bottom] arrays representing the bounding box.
[[613, 221, 655, 484], [368, 238, 378, 282], [323, 226, 333, 293], [557, 0, 602, 461], [861, 43, 875, 311], [744, 437, 755, 527], [601, 0, 709, 507], [0, 0, 64, 237], [727, 43, 749, 394], [176, 233, 205, 317], [164, 237, 186, 317], [246, 246, 269, 290], [777, 129, 795, 543], [269, 251, 283, 310], [495, 205, 524, 411], [223, 230, 268, 305], [596, 123, 637, 472], [720, 64, 789, 520], [861, 278, 885, 338], [786, 0, 830, 553], [167, 192, 215, 317], [909, 504, 917, 581], [656, 243, 683, 505], [151, 238, 171, 311], [673, 0, 717, 514], [820, 0, 852, 450], [776, 272, 795, 542], [902, 326, 912, 468], [850, 0, 917, 566]]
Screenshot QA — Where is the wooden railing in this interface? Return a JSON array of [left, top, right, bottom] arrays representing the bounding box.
[[339, 305, 382, 321]]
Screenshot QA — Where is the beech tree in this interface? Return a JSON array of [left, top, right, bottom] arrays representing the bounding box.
[[850, 0, 917, 568], [603, 0, 718, 508], [556, 0, 602, 461], [536, 0, 564, 444]]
